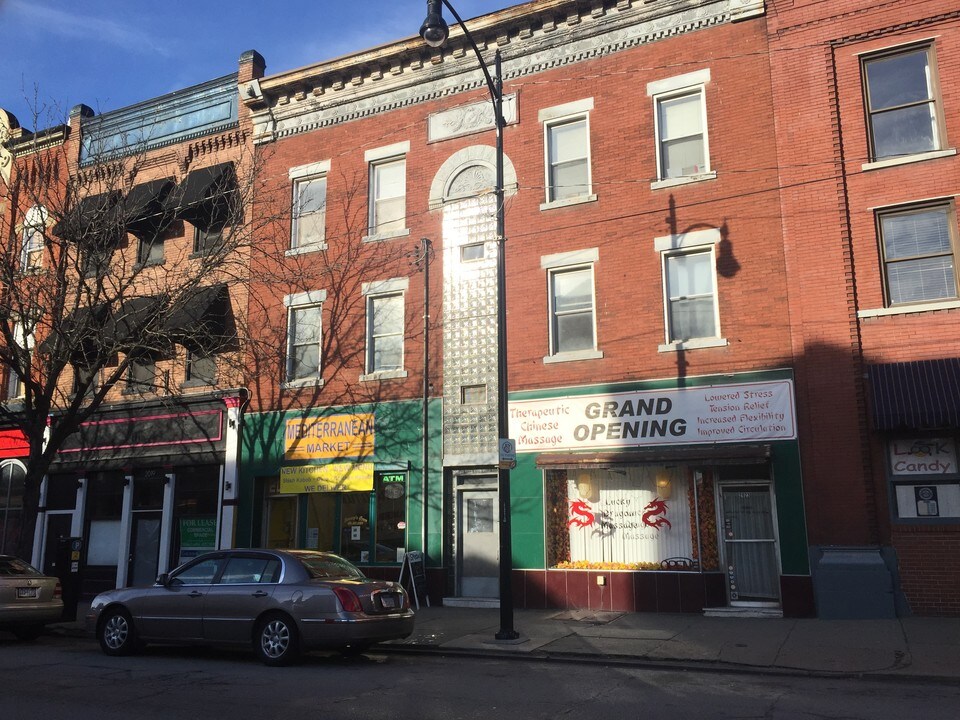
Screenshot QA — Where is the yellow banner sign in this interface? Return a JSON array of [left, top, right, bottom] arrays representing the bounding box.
[[284, 413, 374, 461], [280, 462, 374, 493]]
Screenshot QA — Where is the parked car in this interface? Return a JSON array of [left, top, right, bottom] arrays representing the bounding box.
[[0, 555, 64, 641], [87, 548, 415, 665]]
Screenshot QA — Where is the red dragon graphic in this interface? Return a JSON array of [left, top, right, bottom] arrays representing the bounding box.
[[642, 497, 672, 531], [568, 499, 596, 528]]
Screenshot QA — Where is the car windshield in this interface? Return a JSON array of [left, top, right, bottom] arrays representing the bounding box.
[[297, 553, 364, 580], [0, 557, 43, 577]]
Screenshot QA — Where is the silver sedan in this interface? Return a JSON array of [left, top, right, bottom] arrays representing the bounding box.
[[0, 555, 64, 640], [87, 549, 415, 665]]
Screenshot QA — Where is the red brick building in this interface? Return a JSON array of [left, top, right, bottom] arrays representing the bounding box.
[[769, 0, 960, 616]]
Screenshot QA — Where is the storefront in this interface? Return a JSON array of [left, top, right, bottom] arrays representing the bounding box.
[[504, 370, 813, 616], [34, 393, 244, 598], [238, 400, 442, 586], [866, 358, 960, 616]]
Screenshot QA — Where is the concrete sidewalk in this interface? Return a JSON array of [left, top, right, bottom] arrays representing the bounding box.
[[49, 603, 960, 683]]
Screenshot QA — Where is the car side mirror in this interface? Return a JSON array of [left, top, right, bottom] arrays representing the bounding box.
[[156, 573, 170, 586]]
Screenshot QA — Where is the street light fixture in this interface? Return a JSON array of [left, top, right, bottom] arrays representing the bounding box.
[[419, 0, 519, 642]]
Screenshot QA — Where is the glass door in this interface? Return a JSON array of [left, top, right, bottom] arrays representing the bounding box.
[[719, 483, 781, 605]]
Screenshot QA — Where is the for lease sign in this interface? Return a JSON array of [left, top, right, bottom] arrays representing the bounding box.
[[509, 380, 796, 452]]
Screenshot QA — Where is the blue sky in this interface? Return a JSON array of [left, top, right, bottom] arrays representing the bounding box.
[[0, 0, 514, 131]]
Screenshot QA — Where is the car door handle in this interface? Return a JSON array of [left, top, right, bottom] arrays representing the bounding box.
[[251, 590, 269, 598], [188, 591, 203, 598]]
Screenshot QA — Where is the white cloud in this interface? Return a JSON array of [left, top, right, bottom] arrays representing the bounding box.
[[7, 0, 171, 56]]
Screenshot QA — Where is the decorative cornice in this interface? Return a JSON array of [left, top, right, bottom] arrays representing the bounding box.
[[248, 0, 764, 143]]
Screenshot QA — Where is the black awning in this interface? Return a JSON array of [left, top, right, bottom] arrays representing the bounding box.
[[163, 283, 231, 351], [169, 163, 236, 227], [868, 359, 960, 431], [101, 296, 166, 350], [535, 444, 771, 469], [51, 192, 120, 237], [39, 304, 107, 362], [124, 178, 174, 235]]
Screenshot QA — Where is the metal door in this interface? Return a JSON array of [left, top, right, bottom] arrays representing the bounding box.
[[457, 488, 499, 598], [719, 483, 781, 605]]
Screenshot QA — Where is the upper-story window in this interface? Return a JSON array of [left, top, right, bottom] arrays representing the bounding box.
[[655, 228, 726, 352], [648, 70, 713, 187], [366, 142, 409, 240], [362, 278, 408, 380], [863, 44, 945, 162], [539, 98, 595, 208], [877, 201, 958, 306], [289, 160, 330, 253], [284, 290, 326, 386], [20, 205, 47, 272], [541, 248, 603, 364]]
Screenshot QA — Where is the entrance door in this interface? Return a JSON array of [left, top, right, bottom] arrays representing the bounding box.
[[265, 496, 298, 549], [128, 512, 162, 587], [719, 483, 781, 605], [42, 513, 74, 577], [458, 488, 499, 598]]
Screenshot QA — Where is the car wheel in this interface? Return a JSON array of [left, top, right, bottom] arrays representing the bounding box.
[[254, 614, 300, 666], [99, 608, 139, 656], [12, 625, 44, 641]]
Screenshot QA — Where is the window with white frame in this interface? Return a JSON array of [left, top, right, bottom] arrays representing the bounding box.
[[648, 70, 712, 184], [20, 205, 47, 272], [366, 143, 409, 237], [289, 160, 330, 252], [877, 201, 958, 306], [362, 278, 408, 378], [863, 44, 945, 162], [540, 98, 594, 205], [5, 321, 33, 400], [541, 248, 602, 362], [655, 228, 724, 350], [284, 290, 326, 384]]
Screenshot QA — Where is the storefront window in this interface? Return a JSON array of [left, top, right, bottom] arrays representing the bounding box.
[[171, 466, 219, 566], [887, 437, 960, 520], [305, 493, 336, 550], [85, 472, 125, 566], [0, 461, 25, 554], [546, 466, 696, 569]]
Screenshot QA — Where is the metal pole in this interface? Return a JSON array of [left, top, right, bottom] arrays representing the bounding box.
[[420, 238, 431, 559]]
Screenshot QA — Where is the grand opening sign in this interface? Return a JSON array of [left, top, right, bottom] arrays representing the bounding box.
[[509, 380, 796, 452]]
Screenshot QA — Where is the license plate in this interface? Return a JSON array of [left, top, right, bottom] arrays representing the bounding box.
[[16, 587, 38, 599], [380, 594, 397, 609]]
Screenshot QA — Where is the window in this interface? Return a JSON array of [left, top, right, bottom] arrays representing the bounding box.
[[541, 248, 602, 362], [550, 267, 596, 354], [878, 202, 958, 306], [72, 363, 100, 396], [365, 143, 409, 239], [292, 175, 327, 250], [185, 351, 217, 385], [126, 357, 157, 392], [863, 45, 944, 162], [887, 437, 960, 520], [284, 290, 326, 385], [370, 158, 406, 234], [540, 99, 594, 207], [5, 368, 22, 402], [288, 160, 331, 252], [461, 385, 486, 405], [138, 234, 164, 265], [20, 205, 46, 271], [656, 228, 724, 350], [5, 322, 33, 400], [361, 278, 407, 379], [648, 70, 712, 184], [194, 221, 225, 255]]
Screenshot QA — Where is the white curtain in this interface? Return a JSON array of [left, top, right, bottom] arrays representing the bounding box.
[[567, 467, 692, 565]]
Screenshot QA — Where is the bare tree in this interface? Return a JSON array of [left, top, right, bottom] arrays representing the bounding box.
[[0, 102, 263, 560]]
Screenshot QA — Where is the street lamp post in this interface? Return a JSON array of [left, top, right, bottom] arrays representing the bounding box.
[[420, 0, 519, 641]]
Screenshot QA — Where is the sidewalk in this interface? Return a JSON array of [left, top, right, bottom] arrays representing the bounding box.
[[50, 603, 960, 683]]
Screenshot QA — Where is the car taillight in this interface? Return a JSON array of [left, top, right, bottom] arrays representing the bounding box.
[[333, 587, 363, 613], [54, 582, 62, 599]]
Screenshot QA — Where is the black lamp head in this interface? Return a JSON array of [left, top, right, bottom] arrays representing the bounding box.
[[420, 0, 449, 48]]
